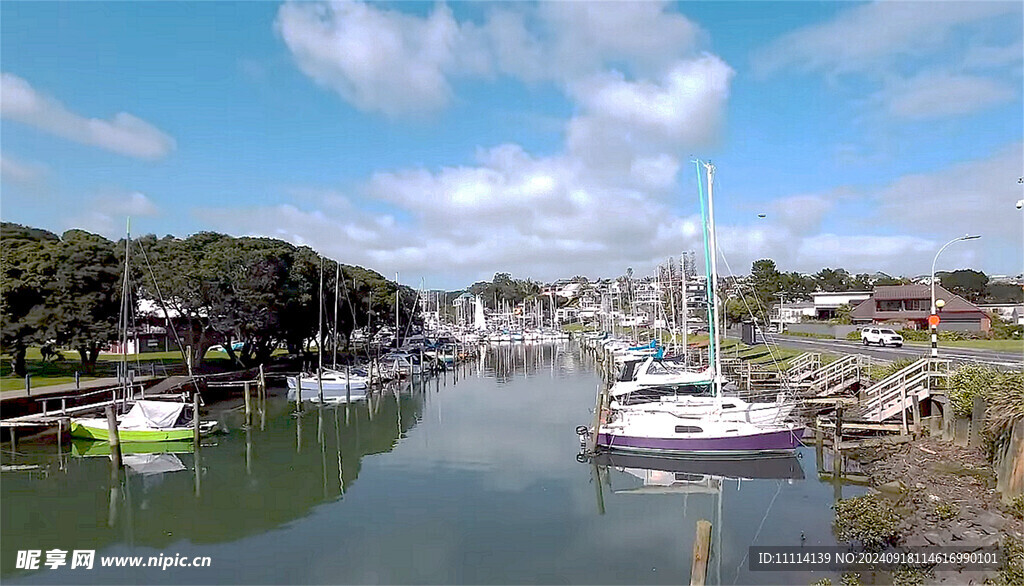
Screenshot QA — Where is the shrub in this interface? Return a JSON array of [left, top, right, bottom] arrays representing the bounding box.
[[997, 535, 1024, 586], [845, 330, 861, 341], [869, 358, 916, 382], [1010, 495, 1024, 520], [985, 371, 1024, 437], [934, 502, 959, 520], [948, 364, 997, 417], [833, 493, 902, 549]]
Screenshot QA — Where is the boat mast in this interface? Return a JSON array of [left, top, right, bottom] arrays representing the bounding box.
[[704, 161, 722, 398], [120, 218, 131, 401], [317, 257, 324, 402], [333, 262, 340, 370]]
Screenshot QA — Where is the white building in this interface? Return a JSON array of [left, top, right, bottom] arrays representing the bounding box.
[[810, 291, 873, 320]]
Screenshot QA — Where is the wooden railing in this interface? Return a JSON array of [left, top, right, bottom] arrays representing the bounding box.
[[859, 358, 951, 423]]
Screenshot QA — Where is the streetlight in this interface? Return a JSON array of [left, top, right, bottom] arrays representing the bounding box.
[[930, 234, 981, 357]]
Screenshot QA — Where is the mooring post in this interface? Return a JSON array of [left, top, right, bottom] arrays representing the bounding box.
[[243, 381, 252, 428], [24, 374, 31, 397], [75, 371, 80, 389], [969, 395, 986, 449], [690, 519, 712, 586], [911, 393, 922, 437], [294, 376, 302, 411], [193, 390, 201, 445], [105, 405, 123, 469]]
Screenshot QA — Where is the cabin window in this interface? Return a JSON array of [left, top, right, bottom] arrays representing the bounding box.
[[674, 425, 702, 434], [721, 403, 736, 409]]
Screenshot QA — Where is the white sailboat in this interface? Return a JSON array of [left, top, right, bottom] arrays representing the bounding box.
[[595, 161, 803, 457]]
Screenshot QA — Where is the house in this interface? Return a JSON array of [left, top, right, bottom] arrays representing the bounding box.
[[978, 303, 1024, 326], [810, 291, 873, 320], [770, 301, 816, 329], [850, 285, 991, 332]]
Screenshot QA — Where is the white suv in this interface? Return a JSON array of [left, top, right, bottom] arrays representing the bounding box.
[[861, 327, 903, 347]]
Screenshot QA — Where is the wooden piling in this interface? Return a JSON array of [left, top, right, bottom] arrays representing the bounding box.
[[244, 381, 252, 427], [690, 519, 712, 586], [911, 393, 921, 437], [969, 395, 986, 449], [105, 405, 123, 469], [193, 390, 201, 445]]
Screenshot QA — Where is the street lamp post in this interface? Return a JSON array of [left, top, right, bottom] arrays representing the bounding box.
[[930, 234, 981, 357]]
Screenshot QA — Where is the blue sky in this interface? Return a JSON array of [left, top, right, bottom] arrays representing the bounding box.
[[2, 1, 1022, 289]]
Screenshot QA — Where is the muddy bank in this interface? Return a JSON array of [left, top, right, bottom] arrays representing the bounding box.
[[849, 436, 1023, 584]]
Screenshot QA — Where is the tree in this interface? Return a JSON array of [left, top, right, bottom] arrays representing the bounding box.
[[939, 270, 988, 303], [815, 267, 852, 292], [134, 232, 230, 370], [780, 272, 816, 301], [51, 230, 122, 372], [1, 223, 58, 376]]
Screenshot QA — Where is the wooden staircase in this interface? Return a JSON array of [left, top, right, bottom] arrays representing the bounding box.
[[856, 358, 951, 423]]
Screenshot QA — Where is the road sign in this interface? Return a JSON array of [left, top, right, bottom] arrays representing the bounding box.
[[927, 314, 940, 327]]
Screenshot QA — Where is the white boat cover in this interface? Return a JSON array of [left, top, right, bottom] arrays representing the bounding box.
[[123, 453, 186, 475], [119, 400, 186, 430]]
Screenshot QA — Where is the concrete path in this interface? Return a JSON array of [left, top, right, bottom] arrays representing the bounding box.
[[1, 376, 157, 402], [763, 334, 1023, 368]]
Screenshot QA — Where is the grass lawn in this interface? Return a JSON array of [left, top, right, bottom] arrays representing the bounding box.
[[0, 347, 237, 392], [904, 339, 1024, 353]]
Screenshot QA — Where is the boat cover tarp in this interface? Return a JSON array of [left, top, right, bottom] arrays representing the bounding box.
[[120, 400, 186, 430], [123, 453, 187, 476]]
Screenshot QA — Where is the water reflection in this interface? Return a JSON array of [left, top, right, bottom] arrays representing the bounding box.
[[2, 342, 856, 585], [2, 381, 426, 579]]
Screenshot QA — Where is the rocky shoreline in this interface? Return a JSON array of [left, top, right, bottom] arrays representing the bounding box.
[[849, 436, 1023, 585]]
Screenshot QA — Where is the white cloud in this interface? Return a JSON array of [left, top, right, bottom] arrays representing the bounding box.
[[0, 73, 176, 159], [768, 194, 834, 235], [753, 2, 1018, 76], [873, 142, 1023, 238], [0, 153, 46, 185], [753, 2, 1022, 124], [275, 1, 708, 116], [63, 191, 161, 238], [276, 1, 481, 116], [487, 1, 702, 82], [878, 72, 1016, 119]]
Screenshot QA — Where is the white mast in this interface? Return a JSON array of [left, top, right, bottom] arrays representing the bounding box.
[[317, 257, 324, 402], [333, 262, 340, 370], [704, 162, 722, 398]]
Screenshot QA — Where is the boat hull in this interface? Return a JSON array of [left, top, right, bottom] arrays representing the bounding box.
[[597, 426, 804, 457], [70, 420, 196, 443]]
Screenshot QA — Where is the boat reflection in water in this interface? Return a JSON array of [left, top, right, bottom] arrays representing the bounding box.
[[588, 452, 805, 586], [1, 379, 428, 580]]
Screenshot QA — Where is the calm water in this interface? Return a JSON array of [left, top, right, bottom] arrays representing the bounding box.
[[2, 343, 860, 585]]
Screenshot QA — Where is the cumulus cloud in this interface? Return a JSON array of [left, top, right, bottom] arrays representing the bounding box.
[[0, 73, 176, 159], [275, 1, 708, 116], [276, 1, 484, 116]]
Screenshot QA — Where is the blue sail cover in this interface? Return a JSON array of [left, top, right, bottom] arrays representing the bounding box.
[[628, 340, 658, 351]]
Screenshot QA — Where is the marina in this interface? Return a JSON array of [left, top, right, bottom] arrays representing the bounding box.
[[2, 342, 864, 585]]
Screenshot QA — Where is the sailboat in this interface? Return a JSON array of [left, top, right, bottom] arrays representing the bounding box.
[[71, 221, 212, 442], [594, 162, 803, 457]]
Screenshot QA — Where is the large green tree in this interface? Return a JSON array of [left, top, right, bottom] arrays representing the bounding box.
[[1, 223, 59, 376], [51, 230, 122, 372], [939, 270, 988, 303]]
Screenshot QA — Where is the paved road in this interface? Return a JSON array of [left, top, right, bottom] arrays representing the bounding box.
[[753, 334, 1023, 368]]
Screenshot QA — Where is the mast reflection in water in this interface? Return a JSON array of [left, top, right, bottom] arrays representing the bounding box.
[[2, 342, 857, 585]]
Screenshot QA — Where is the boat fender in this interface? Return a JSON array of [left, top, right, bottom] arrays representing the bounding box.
[[575, 425, 588, 436]]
